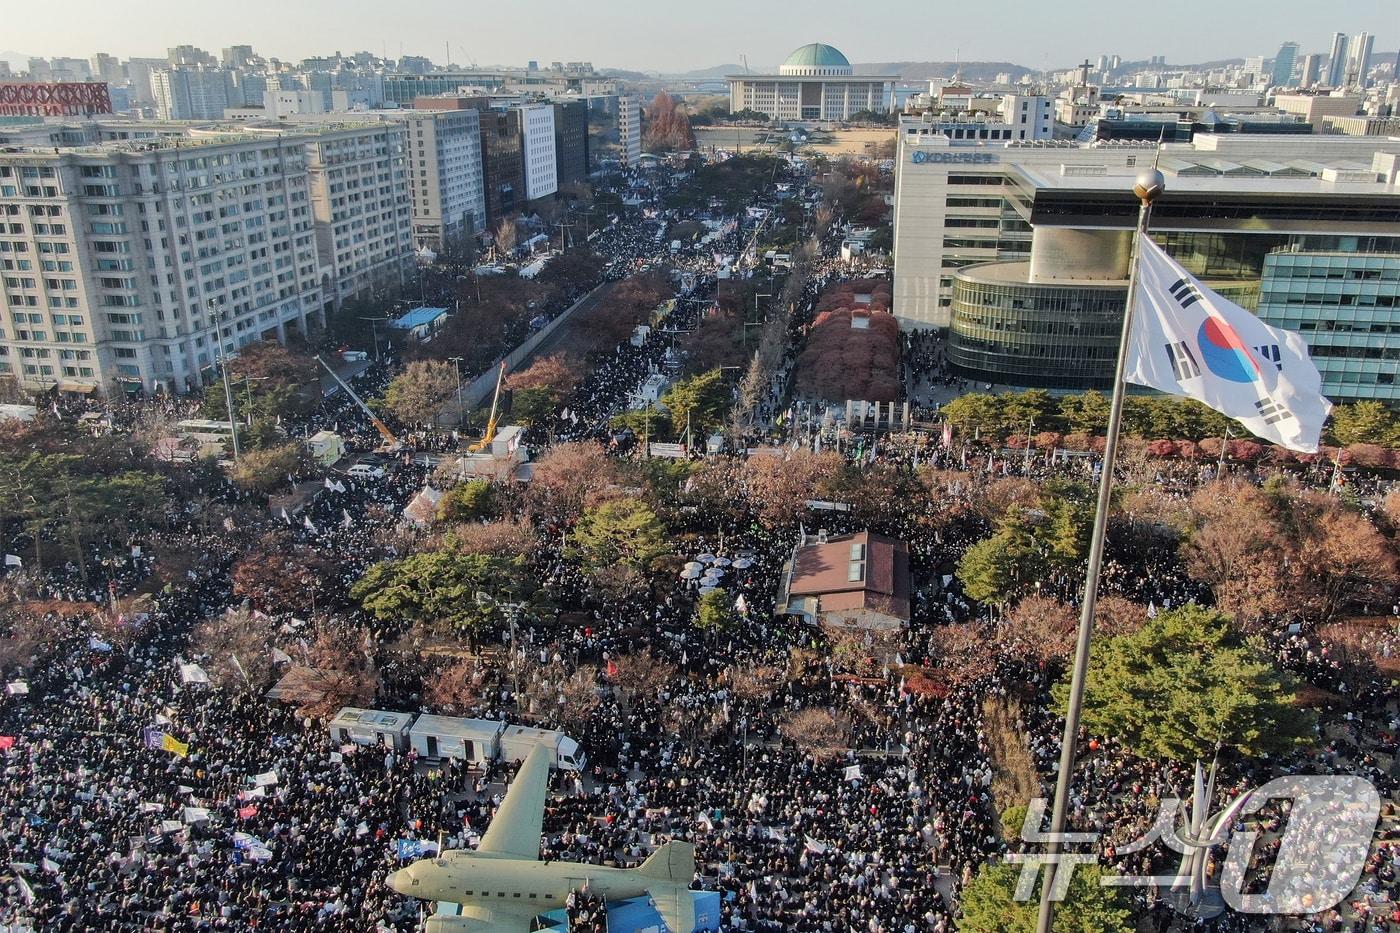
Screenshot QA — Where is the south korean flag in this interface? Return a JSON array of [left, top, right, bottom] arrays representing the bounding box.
[[1124, 238, 1331, 452]]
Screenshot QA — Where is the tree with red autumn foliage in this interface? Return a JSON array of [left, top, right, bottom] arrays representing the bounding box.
[[644, 93, 697, 152]]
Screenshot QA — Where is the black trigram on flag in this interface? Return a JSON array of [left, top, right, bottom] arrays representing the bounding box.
[[1254, 343, 1282, 371], [1254, 397, 1292, 425], [1169, 278, 1204, 309], [1164, 340, 1201, 381]]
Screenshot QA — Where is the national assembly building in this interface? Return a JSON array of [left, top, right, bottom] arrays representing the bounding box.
[[728, 44, 895, 122]]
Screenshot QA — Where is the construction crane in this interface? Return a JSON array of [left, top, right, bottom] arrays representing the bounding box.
[[316, 355, 401, 452], [468, 361, 508, 453]]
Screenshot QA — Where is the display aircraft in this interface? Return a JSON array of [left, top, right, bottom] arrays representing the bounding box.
[[390, 744, 696, 932]]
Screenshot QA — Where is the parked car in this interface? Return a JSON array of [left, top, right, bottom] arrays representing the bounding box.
[[347, 462, 385, 479]]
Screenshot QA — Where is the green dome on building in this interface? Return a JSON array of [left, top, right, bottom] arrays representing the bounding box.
[[780, 43, 853, 76]]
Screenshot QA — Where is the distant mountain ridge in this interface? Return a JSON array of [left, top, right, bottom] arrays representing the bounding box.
[[672, 57, 1257, 83], [667, 60, 1036, 82], [854, 61, 1036, 82]]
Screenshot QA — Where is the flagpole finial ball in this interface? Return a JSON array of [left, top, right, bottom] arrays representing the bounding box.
[[1134, 169, 1166, 203]]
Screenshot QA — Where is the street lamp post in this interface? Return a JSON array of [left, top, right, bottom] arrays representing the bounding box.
[[217, 350, 241, 462], [359, 316, 389, 363], [447, 356, 465, 425], [475, 592, 525, 701]]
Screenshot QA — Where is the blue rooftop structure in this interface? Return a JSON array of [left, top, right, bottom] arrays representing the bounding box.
[[389, 307, 448, 330]]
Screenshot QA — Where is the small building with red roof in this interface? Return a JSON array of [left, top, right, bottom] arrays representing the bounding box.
[[775, 530, 911, 632]]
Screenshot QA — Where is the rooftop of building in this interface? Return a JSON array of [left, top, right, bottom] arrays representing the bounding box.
[[955, 260, 1259, 290], [0, 131, 291, 157], [783, 43, 851, 70], [389, 306, 448, 328], [1011, 159, 1398, 196], [778, 530, 911, 623]]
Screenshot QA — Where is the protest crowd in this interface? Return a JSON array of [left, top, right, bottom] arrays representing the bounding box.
[[2, 149, 1399, 933]]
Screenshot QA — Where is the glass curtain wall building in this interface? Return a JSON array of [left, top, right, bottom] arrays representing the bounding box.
[[898, 141, 1400, 401]]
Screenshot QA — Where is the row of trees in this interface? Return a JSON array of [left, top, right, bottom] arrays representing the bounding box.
[[943, 390, 1400, 450], [953, 465, 1398, 629], [665, 155, 786, 213], [0, 420, 168, 579]]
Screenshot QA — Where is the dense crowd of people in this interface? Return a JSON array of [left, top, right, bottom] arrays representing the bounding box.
[[3, 150, 1398, 933]]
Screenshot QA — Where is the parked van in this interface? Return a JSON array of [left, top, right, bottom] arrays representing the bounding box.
[[406, 715, 586, 770], [328, 708, 414, 751]]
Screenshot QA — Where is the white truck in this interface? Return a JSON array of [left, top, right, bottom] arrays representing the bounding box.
[[406, 715, 586, 771]]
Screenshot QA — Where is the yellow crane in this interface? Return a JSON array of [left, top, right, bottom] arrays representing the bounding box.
[[468, 360, 509, 453], [316, 355, 401, 452]]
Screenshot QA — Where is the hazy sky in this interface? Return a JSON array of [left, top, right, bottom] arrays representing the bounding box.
[[5, 0, 1394, 73]]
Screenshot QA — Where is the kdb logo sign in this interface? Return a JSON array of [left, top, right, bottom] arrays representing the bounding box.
[[1009, 775, 1382, 917], [909, 150, 998, 164]]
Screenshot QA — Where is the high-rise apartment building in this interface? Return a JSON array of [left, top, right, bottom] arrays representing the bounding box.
[[1271, 42, 1299, 87], [90, 54, 124, 86], [221, 45, 257, 69], [0, 134, 326, 396], [151, 68, 234, 120], [1326, 32, 1349, 87], [1344, 32, 1374, 87], [234, 73, 269, 108], [249, 123, 413, 306], [167, 45, 216, 68], [618, 95, 642, 169], [123, 59, 166, 108]]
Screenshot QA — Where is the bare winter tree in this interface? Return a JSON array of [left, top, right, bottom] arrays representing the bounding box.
[[188, 606, 278, 693], [494, 217, 518, 258], [611, 648, 677, 709], [521, 660, 601, 732], [424, 656, 486, 714], [779, 708, 853, 762], [724, 663, 784, 705]]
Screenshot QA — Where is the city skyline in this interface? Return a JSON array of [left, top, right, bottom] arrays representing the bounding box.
[[3, 0, 1395, 74]]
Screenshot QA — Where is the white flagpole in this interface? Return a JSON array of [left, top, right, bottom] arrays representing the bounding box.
[[1036, 168, 1165, 933]]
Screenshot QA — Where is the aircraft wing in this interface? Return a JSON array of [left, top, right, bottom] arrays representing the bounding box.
[[476, 744, 550, 859], [423, 903, 536, 933]]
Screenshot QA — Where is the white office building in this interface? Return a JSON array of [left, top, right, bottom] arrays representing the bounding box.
[[0, 134, 326, 396], [618, 95, 642, 168], [518, 103, 558, 201], [284, 123, 414, 305], [998, 95, 1054, 140], [892, 123, 1400, 337], [150, 68, 234, 120], [399, 109, 485, 254], [263, 90, 327, 117]]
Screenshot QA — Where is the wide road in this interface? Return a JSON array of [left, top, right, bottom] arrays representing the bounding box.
[[513, 278, 623, 368]]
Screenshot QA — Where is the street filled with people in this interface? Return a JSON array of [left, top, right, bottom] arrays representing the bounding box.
[[2, 149, 1399, 933]]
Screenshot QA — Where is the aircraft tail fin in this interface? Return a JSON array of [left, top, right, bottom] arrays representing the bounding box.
[[647, 882, 697, 933], [636, 840, 695, 884]]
